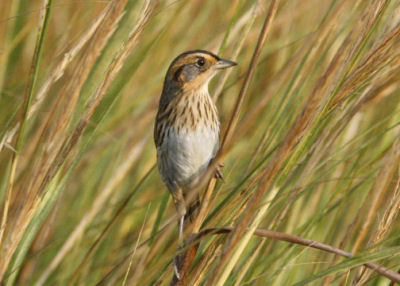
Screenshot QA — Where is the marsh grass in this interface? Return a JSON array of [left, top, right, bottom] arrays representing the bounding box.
[[0, 0, 400, 285]]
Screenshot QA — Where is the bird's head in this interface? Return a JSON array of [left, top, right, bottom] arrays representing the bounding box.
[[164, 50, 237, 93]]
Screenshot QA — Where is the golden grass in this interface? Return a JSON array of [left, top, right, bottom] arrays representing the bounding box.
[[0, 0, 400, 285]]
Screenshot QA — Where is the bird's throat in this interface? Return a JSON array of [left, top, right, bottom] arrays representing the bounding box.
[[172, 90, 219, 133]]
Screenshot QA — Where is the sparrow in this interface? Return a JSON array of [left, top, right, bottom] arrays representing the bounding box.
[[154, 50, 237, 278]]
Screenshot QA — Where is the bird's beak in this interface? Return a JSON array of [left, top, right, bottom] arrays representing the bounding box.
[[214, 58, 237, 69]]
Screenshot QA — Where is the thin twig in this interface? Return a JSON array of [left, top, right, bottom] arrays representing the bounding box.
[[97, 224, 400, 285], [191, 227, 400, 285]]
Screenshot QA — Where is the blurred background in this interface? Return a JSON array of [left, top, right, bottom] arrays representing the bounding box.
[[0, 0, 399, 285]]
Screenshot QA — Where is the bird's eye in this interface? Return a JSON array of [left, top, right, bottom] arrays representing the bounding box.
[[196, 58, 205, 66]]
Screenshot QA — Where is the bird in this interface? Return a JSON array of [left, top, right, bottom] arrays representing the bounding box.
[[154, 50, 237, 278]]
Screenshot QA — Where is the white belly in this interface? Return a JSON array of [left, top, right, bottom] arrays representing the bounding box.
[[158, 126, 219, 191]]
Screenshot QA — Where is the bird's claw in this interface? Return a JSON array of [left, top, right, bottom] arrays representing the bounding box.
[[215, 163, 225, 182]]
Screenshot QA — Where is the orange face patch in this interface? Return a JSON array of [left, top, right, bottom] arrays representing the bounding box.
[[167, 52, 219, 83]]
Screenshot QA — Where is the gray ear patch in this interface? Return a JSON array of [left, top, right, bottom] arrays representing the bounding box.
[[182, 64, 201, 82]]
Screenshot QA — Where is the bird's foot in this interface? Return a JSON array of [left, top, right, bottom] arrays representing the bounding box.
[[215, 163, 225, 182]]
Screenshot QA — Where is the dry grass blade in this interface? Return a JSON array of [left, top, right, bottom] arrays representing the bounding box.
[[0, 0, 52, 278], [277, 0, 391, 186], [0, 1, 128, 282], [34, 1, 134, 200], [24, 0, 127, 206], [357, 166, 400, 286], [351, 138, 400, 254], [0, 0, 21, 97], [36, 134, 150, 285], [330, 21, 400, 109], [71, 137, 152, 285], [219, 1, 278, 153], [208, 1, 393, 285], [212, 0, 263, 101], [346, 137, 400, 284], [34, 1, 159, 285], [0, 2, 113, 153]]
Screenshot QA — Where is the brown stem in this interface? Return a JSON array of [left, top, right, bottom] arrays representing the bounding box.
[[187, 227, 400, 284], [95, 222, 400, 285]]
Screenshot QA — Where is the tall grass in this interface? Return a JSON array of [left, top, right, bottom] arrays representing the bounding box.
[[0, 0, 399, 285]]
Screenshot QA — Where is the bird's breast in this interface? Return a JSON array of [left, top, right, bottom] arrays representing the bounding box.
[[156, 90, 220, 190], [158, 122, 219, 190]]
